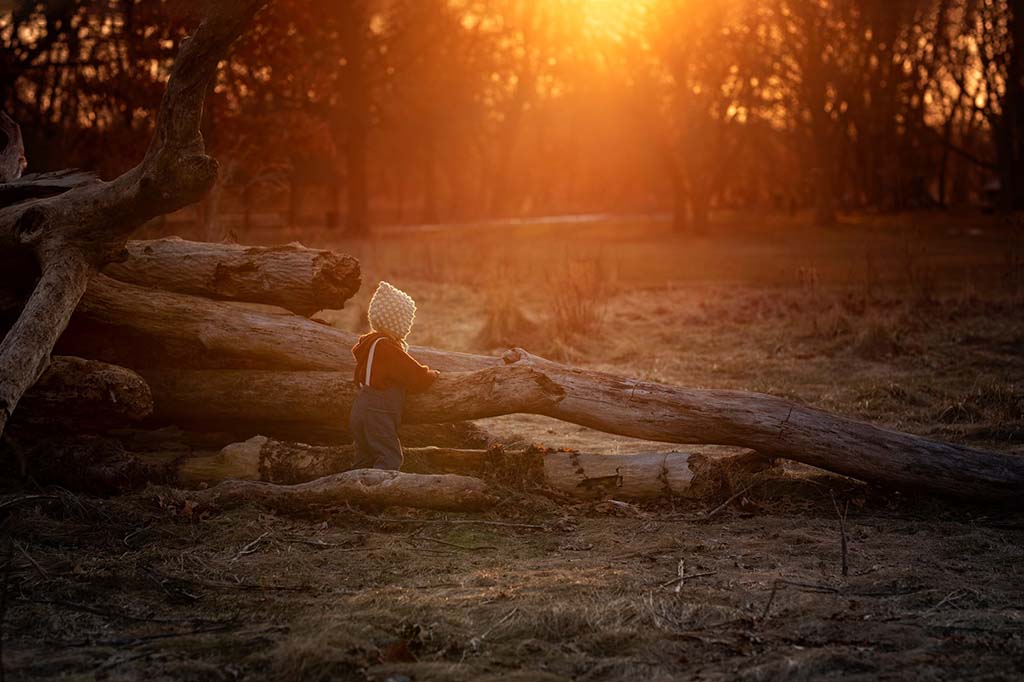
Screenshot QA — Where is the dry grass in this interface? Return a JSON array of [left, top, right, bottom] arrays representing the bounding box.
[[5, 213, 1024, 681], [545, 259, 610, 344]]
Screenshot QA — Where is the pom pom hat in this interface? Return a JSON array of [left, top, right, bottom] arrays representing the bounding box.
[[368, 281, 417, 343]]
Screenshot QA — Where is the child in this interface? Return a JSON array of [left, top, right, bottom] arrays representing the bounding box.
[[349, 281, 439, 470]]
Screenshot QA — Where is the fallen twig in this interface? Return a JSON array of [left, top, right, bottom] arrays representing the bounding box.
[[230, 531, 271, 562], [14, 541, 46, 578], [759, 581, 780, 623], [831, 492, 850, 577], [778, 579, 840, 594], [659, 571, 716, 590], [704, 483, 756, 519]]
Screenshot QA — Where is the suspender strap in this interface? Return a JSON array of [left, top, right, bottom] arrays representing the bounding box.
[[364, 337, 387, 386]]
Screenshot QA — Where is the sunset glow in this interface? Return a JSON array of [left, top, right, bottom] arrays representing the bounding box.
[[573, 0, 650, 41]]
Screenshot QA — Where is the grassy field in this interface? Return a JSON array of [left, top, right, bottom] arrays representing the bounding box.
[[6, 213, 1024, 680]]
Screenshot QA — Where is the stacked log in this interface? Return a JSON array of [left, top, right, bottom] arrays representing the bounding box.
[[103, 237, 360, 317], [0, 0, 498, 512]]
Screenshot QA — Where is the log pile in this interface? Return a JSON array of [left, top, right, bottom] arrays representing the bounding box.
[[1, 1, 1021, 511]]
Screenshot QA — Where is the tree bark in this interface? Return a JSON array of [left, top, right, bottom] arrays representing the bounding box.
[[0, 251, 92, 434], [173, 435, 772, 500], [103, 238, 361, 316], [175, 436, 488, 486], [12, 356, 152, 430], [0, 111, 26, 182], [56, 275, 488, 371], [0, 1, 267, 438], [172, 469, 496, 513], [135, 352, 1024, 501], [0, 170, 99, 208], [8, 435, 160, 496]]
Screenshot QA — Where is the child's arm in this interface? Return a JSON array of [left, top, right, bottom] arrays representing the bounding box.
[[384, 343, 439, 393]]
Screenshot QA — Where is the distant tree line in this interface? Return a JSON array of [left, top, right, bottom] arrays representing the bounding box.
[[2, 0, 1022, 234]]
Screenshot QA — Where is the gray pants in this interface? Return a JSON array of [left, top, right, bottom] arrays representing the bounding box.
[[349, 385, 405, 470]]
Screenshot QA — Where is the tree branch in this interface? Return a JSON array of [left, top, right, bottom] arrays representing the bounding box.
[[0, 0, 267, 439]]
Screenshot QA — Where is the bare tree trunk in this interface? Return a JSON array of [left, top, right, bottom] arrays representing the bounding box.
[[201, 171, 227, 242], [337, 0, 371, 236], [421, 133, 439, 224], [0, 251, 91, 434], [672, 177, 689, 233], [287, 176, 303, 228]]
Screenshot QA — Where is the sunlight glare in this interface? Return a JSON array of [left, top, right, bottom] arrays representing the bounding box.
[[566, 0, 651, 42]]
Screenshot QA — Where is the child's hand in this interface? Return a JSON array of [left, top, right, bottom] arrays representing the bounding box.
[[429, 369, 441, 378]]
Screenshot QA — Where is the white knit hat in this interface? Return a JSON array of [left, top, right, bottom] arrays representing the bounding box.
[[367, 281, 417, 341]]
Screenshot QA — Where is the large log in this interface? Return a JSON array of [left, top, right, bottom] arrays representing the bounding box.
[[175, 436, 488, 486], [104, 238, 361, 316], [136, 355, 1024, 500], [12, 356, 152, 430], [55, 275, 488, 371], [173, 436, 771, 500], [7, 435, 161, 495], [173, 469, 496, 513], [0, 1, 266, 438], [136, 367, 493, 444]]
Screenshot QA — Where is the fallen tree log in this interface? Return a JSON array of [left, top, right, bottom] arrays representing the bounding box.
[[103, 238, 360, 316], [173, 436, 772, 500], [7, 435, 160, 495], [11, 356, 152, 430], [53, 275, 488, 371], [138, 367, 492, 444], [175, 436, 488, 486], [171, 469, 496, 513], [136, 354, 1024, 500]]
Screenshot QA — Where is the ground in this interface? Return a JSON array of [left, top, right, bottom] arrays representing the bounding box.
[[4, 213, 1024, 680]]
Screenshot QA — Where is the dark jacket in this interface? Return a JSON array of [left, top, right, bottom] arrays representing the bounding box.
[[351, 332, 437, 392]]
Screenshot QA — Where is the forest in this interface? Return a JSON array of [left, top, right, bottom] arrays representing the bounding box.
[[3, 0, 1023, 234]]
